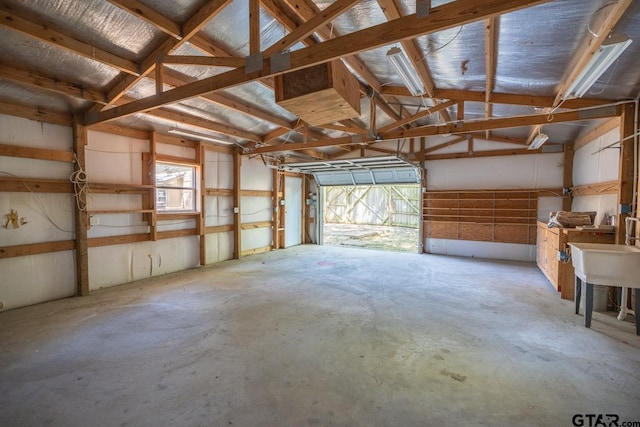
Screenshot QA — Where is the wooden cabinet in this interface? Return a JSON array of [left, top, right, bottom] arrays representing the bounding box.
[[536, 221, 615, 300]]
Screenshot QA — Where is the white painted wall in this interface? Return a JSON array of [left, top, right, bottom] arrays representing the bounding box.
[[571, 127, 620, 225], [85, 131, 200, 290], [204, 150, 234, 264], [0, 114, 76, 310], [1, 116, 261, 309], [424, 147, 564, 262], [240, 157, 273, 252]]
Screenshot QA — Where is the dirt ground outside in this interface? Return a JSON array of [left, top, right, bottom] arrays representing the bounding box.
[[322, 223, 419, 253]]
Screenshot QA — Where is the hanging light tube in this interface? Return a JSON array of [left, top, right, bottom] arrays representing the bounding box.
[[386, 47, 426, 97], [562, 34, 632, 100], [168, 128, 235, 145], [528, 131, 549, 150]]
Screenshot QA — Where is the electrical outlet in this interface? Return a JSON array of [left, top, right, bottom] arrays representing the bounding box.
[[90, 216, 100, 226]]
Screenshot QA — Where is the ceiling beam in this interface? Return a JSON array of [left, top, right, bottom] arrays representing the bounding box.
[[263, 0, 360, 57], [162, 55, 245, 67], [147, 107, 262, 142], [0, 100, 72, 126], [0, 7, 139, 75], [248, 136, 356, 154], [484, 16, 498, 138], [423, 136, 468, 155], [425, 147, 542, 161], [0, 63, 107, 104], [250, 0, 260, 54], [382, 87, 613, 109], [554, 0, 633, 105], [106, 0, 182, 39], [377, 100, 457, 133], [96, 0, 232, 111], [375, 0, 448, 123], [383, 105, 622, 139], [85, 0, 551, 126]]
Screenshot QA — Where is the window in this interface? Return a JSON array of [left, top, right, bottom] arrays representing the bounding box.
[[155, 162, 197, 212]]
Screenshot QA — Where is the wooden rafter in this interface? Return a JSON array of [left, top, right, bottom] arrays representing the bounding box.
[[0, 63, 107, 104], [161, 68, 294, 130], [98, 0, 232, 110], [378, 100, 457, 133], [375, 0, 450, 123], [383, 105, 621, 139], [250, 0, 260, 54], [0, 7, 138, 75], [263, 0, 360, 57], [0, 100, 72, 126], [162, 55, 245, 67], [381, 88, 610, 109], [484, 16, 498, 138], [106, 0, 182, 39], [554, 0, 633, 105], [85, 0, 551, 126]]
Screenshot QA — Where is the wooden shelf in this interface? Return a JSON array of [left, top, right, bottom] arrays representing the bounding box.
[[88, 209, 154, 215], [423, 190, 538, 245], [88, 183, 154, 194]]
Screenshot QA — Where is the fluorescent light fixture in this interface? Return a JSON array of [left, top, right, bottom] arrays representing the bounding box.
[[168, 128, 235, 145], [528, 132, 549, 150], [562, 34, 632, 100], [386, 47, 426, 96]]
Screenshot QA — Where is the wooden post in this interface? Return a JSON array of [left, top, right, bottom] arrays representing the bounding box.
[[148, 133, 158, 241], [72, 115, 89, 296], [198, 142, 206, 265], [562, 144, 574, 211], [301, 174, 308, 243], [272, 168, 279, 250], [233, 149, 241, 259], [616, 103, 635, 244]]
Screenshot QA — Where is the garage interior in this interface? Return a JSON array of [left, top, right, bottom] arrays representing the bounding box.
[[1, 0, 640, 425]]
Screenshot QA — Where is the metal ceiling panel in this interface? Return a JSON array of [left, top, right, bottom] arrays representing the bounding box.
[[284, 156, 421, 186], [0, 28, 120, 89], [3, 0, 164, 61]]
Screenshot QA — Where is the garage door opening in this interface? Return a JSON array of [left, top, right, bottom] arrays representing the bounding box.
[[283, 156, 423, 254], [321, 185, 420, 253]]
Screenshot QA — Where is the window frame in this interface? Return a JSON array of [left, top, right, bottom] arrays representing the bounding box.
[[155, 160, 200, 213]]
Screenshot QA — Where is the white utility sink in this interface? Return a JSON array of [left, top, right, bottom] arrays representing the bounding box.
[[569, 243, 640, 287], [568, 242, 640, 335]]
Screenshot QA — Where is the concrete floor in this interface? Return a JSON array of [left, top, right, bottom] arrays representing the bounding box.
[[1, 245, 639, 427]]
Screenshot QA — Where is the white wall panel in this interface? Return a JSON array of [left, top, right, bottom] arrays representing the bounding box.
[[88, 237, 199, 290], [572, 127, 620, 225], [425, 239, 536, 262], [0, 114, 71, 150], [573, 128, 619, 185], [0, 251, 75, 310], [0, 115, 77, 311], [0, 193, 74, 245], [426, 153, 563, 190], [205, 232, 234, 264], [241, 228, 272, 251], [85, 131, 147, 185], [241, 157, 272, 191]]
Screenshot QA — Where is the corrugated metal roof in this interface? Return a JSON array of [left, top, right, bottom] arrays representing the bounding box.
[[0, 0, 637, 159]]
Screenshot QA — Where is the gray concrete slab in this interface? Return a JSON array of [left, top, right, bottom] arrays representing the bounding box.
[[1, 245, 639, 427]]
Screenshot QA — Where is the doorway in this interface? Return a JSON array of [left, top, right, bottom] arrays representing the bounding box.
[[320, 184, 421, 253], [284, 175, 303, 248]]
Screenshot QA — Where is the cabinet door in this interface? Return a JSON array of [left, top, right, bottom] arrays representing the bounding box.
[[536, 224, 547, 270], [546, 231, 561, 291]]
